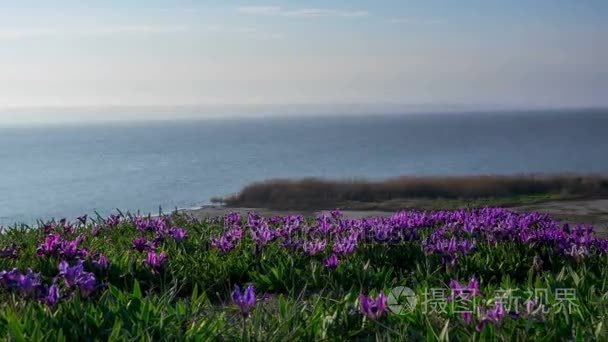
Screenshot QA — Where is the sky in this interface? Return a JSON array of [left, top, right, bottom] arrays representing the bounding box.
[[0, 0, 607, 123]]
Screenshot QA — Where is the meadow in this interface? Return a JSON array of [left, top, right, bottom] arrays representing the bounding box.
[[1, 208, 607, 341]]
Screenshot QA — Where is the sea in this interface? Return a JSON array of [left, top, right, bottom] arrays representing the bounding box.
[[1, 109, 607, 225]]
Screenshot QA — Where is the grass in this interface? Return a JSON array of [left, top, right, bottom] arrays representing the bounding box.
[[1, 208, 608, 340], [219, 175, 608, 210]]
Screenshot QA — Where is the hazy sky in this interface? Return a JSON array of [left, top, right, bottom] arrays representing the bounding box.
[[0, 0, 607, 123]]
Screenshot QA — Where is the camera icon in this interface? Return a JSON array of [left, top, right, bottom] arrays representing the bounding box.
[[387, 286, 417, 314]]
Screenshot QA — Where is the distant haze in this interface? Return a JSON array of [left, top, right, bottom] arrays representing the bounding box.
[[0, 0, 607, 124]]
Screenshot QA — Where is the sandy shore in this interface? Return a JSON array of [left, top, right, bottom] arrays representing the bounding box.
[[181, 199, 608, 234]]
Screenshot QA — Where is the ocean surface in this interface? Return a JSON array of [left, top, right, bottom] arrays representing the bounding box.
[[1, 110, 607, 225]]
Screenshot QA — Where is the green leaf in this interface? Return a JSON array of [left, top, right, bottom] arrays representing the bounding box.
[[132, 279, 142, 299], [439, 319, 450, 342], [109, 319, 123, 340], [6, 311, 27, 342]]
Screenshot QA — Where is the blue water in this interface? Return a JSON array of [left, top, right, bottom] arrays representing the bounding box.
[[1, 110, 607, 225]]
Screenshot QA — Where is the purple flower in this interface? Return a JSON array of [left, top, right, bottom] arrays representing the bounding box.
[[330, 208, 343, 220], [91, 225, 101, 236], [525, 299, 537, 315], [0, 268, 43, 297], [146, 251, 168, 273], [359, 293, 388, 320], [58, 260, 97, 297], [36, 234, 62, 257], [210, 235, 235, 253], [0, 268, 21, 289], [224, 212, 242, 228], [150, 234, 165, 249], [92, 253, 109, 270], [17, 269, 42, 297], [41, 221, 54, 234], [564, 244, 588, 261], [44, 283, 61, 307], [333, 235, 358, 255], [60, 219, 74, 235], [302, 239, 327, 256], [76, 272, 97, 298], [324, 253, 340, 269], [247, 212, 264, 229], [250, 224, 273, 247], [0, 244, 18, 259], [58, 260, 84, 288], [232, 284, 257, 317], [227, 228, 244, 240], [448, 277, 482, 301], [132, 237, 149, 252], [133, 216, 153, 232], [59, 235, 87, 260], [106, 214, 121, 227], [476, 302, 506, 331], [487, 302, 506, 323], [169, 227, 187, 242]]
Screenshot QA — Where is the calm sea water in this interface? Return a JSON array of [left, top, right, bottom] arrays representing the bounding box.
[[1, 110, 607, 225]]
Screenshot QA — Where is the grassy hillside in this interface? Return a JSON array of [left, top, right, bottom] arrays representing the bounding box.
[[1, 208, 608, 340]]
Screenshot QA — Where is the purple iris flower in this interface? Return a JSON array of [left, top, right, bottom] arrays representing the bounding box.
[[36, 234, 62, 257], [150, 234, 165, 249], [57, 260, 97, 297], [76, 272, 97, 298], [0, 268, 21, 289], [133, 216, 153, 232], [58, 260, 84, 288], [132, 237, 149, 252], [330, 208, 343, 220], [91, 225, 102, 236], [333, 235, 358, 255], [323, 253, 340, 269], [0, 268, 43, 297], [60, 220, 74, 235], [302, 239, 327, 256], [92, 253, 110, 270], [250, 224, 273, 247], [169, 227, 187, 242], [476, 302, 506, 332], [525, 299, 537, 316], [461, 311, 473, 324], [359, 293, 388, 320], [247, 212, 264, 229], [227, 228, 244, 240], [146, 251, 168, 273], [210, 235, 235, 253], [565, 244, 589, 261], [20, 269, 42, 296], [449, 277, 482, 300], [0, 244, 18, 259], [224, 212, 242, 228], [44, 283, 61, 307], [41, 221, 54, 234], [59, 235, 87, 260], [232, 284, 257, 317], [106, 214, 121, 227]]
